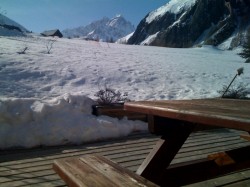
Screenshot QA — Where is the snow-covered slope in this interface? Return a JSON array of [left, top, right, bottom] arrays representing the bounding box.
[[116, 32, 134, 44], [62, 15, 135, 42], [146, 0, 196, 24], [128, 0, 250, 49], [0, 36, 249, 149], [0, 13, 28, 36]]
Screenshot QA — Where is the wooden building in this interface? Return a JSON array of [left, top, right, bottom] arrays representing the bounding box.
[[41, 29, 63, 38]]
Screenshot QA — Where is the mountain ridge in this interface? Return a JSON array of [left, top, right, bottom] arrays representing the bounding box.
[[127, 0, 250, 49], [0, 13, 28, 36], [62, 15, 135, 42]]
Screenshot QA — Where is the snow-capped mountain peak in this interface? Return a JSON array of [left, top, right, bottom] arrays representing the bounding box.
[[62, 15, 135, 42]]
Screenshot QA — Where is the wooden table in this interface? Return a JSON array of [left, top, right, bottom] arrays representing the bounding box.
[[124, 99, 250, 186]]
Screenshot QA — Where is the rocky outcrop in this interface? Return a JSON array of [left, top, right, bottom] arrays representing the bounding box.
[[128, 0, 250, 49]]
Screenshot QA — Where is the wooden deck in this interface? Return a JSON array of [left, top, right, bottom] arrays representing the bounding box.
[[1, 129, 250, 187]]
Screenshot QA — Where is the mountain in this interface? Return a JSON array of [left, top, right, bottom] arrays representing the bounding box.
[[62, 15, 135, 42], [0, 13, 28, 36], [127, 0, 250, 49]]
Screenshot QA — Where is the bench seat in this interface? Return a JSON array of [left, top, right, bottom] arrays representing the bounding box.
[[53, 154, 158, 187]]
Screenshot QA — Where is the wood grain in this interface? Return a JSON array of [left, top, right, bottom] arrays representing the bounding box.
[[125, 99, 250, 131], [53, 155, 159, 187]]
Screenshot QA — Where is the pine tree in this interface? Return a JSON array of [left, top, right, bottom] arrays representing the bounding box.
[[238, 32, 250, 63]]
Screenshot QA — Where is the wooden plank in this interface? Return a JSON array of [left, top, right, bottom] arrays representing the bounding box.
[[1, 130, 247, 177], [81, 155, 159, 186], [0, 173, 63, 187], [53, 155, 159, 187], [0, 132, 157, 162], [3, 139, 249, 185], [1, 130, 250, 187], [0, 133, 157, 186], [172, 142, 250, 165], [118, 139, 250, 169], [240, 134, 250, 141], [160, 145, 250, 186], [53, 157, 117, 187], [92, 105, 147, 121], [208, 152, 235, 166], [0, 136, 158, 167], [109, 136, 247, 165], [184, 169, 250, 187], [164, 160, 250, 187], [136, 99, 250, 113], [0, 169, 56, 183], [0, 143, 156, 175], [0, 129, 240, 163], [124, 99, 250, 132], [1, 131, 247, 178], [223, 179, 250, 187]]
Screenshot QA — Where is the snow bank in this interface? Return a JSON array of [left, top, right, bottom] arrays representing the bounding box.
[[0, 94, 147, 149]]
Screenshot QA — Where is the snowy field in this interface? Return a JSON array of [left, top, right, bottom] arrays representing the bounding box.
[[0, 35, 249, 149]]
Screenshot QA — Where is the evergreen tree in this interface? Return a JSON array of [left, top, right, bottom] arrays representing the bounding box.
[[238, 32, 250, 63]]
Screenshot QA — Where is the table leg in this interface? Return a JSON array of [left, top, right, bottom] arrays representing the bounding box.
[[136, 116, 195, 185]]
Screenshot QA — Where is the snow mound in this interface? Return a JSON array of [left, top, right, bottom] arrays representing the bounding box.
[[0, 94, 147, 149]]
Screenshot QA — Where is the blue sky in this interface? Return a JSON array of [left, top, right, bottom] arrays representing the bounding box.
[[1, 0, 169, 33]]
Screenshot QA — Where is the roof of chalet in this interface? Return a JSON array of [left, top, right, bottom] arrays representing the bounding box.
[[41, 29, 63, 37]]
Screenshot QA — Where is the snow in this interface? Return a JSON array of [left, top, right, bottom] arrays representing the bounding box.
[[0, 35, 249, 149], [62, 15, 134, 42], [140, 32, 159, 45], [116, 32, 134, 44], [146, 0, 196, 24], [108, 15, 123, 27], [143, 0, 196, 45], [0, 94, 146, 149]]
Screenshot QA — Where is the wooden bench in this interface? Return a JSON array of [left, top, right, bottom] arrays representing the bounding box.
[[124, 99, 250, 186], [92, 104, 147, 121], [53, 154, 158, 187]]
